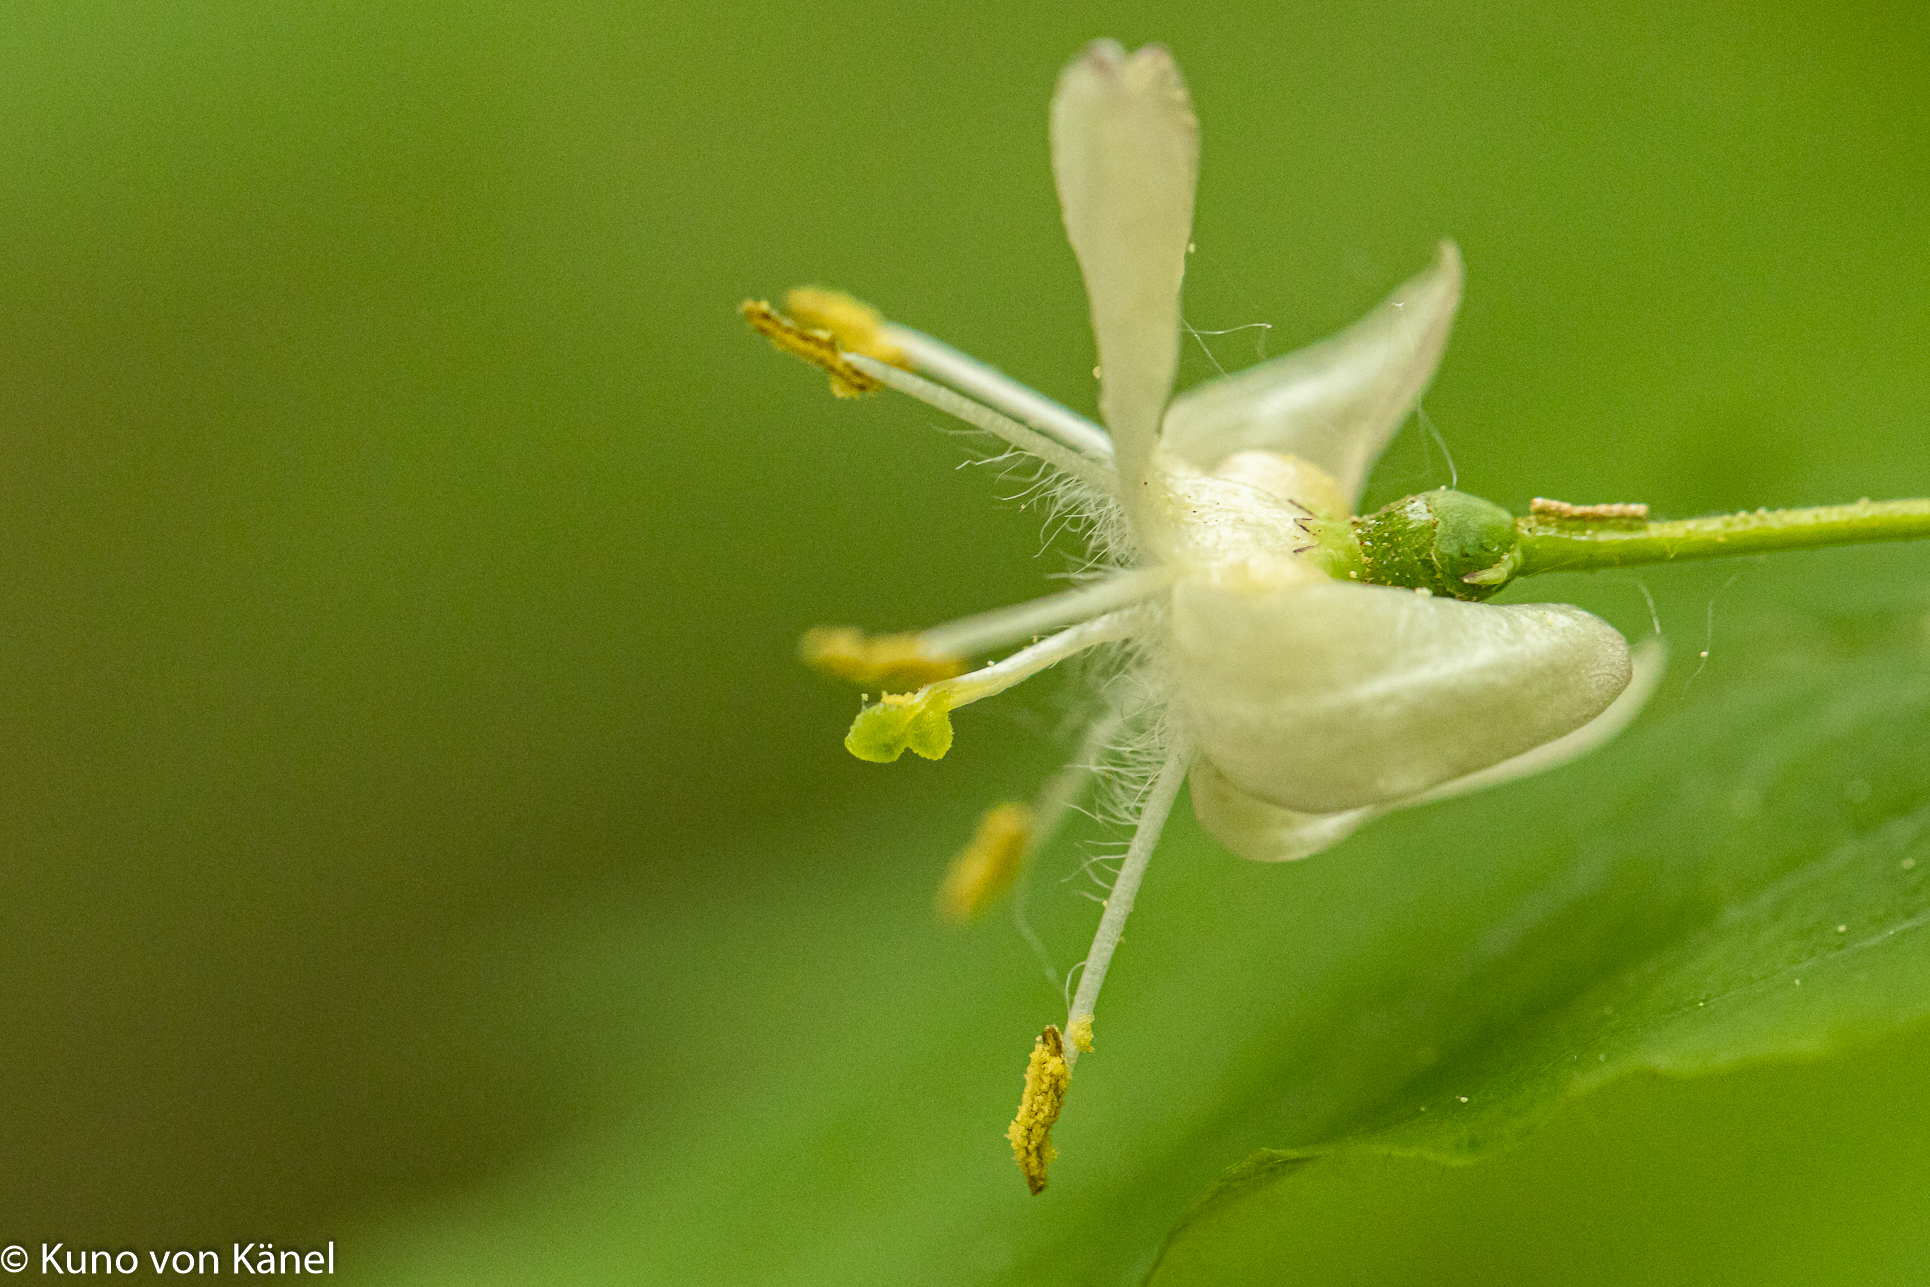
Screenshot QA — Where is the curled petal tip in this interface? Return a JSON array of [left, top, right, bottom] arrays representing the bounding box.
[[1074, 36, 1127, 67], [1071, 38, 1175, 75]]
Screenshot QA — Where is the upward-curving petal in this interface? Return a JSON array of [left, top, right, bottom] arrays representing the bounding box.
[[1051, 40, 1199, 521], [1160, 242, 1463, 509]]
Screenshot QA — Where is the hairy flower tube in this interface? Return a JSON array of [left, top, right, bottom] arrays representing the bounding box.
[[743, 39, 1930, 1191]]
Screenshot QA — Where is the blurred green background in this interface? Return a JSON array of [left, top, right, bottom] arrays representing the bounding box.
[[1, 1, 1927, 1283]]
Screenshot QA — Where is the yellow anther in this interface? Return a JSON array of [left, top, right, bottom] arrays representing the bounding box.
[[799, 626, 967, 690], [844, 690, 954, 762], [934, 802, 1034, 923], [1067, 1015, 1094, 1054], [741, 299, 882, 398], [782, 288, 909, 368], [1006, 1025, 1070, 1195]]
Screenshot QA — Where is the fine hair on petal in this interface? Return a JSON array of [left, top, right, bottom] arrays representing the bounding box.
[[969, 442, 1138, 568]]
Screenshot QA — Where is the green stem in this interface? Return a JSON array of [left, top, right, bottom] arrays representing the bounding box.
[[1513, 499, 1930, 577], [1347, 491, 1930, 602]]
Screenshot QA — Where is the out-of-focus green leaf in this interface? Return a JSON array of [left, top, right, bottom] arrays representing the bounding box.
[[360, 594, 1930, 1286], [1146, 1023, 1930, 1286], [1150, 606, 1930, 1281]]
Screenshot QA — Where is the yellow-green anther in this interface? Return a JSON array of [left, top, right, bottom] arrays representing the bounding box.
[[844, 692, 955, 762], [837, 615, 1137, 766]]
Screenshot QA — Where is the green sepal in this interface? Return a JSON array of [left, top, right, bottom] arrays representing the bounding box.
[[843, 695, 954, 762]]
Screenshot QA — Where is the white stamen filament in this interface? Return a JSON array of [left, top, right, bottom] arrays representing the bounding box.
[[922, 567, 1174, 660], [880, 324, 1116, 463], [1063, 747, 1190, 1070], [932, 612, 1138, 711], [843, 353, 1118, 494]]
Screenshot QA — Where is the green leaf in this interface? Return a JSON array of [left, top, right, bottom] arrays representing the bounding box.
[[360, 598, 1930, 1286], [1149, 605, 1930, 1280]]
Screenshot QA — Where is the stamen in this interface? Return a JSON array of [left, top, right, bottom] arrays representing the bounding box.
[[762, 288, 1114, 461], [1063, 749, 1190, 1069], [799, 626, 966, 689], [880, 323, 1115, 463], [935, 802, 1034, 923], [741, 300, 882, 398], [745, 294, 1117, 489], [920, 567, 1174, 660], [844, 690, 954, 763], [842, 613, 1138, 763], [1006, 1025, 1070, 1195], [782, 288, 911, 368], [842, 353, 1118, 494], [1067, 1014, 1094, 1053], [941, 611, 1138, 705]]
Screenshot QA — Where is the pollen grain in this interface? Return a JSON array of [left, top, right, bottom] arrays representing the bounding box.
[[1007, 1026, 1070, 1195]]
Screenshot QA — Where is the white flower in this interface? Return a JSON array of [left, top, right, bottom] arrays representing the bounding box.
[[748, 38, 1661, 1190]]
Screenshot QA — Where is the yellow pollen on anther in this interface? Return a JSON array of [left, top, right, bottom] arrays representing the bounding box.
[[799, 626, 966, 690], [741, 299, 882, 398], [1067, 1015, 1094, 1053], [1006, 1025, 1070, 1195], [934, 802, 1034, 923], [782, 288, 910, 368]]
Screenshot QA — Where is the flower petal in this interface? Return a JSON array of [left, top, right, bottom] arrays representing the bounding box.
[[1170, 576, 1631, 815], [1190, 640, 1665, 864], [1051, 40, 1199, 509], [1160, 242, 1463, 508], [1401, 638, 1666, 806], [1189, 757, 1371, 862]]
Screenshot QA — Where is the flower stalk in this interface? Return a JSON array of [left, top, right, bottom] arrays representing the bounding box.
[[1510, 497, 1930, 577], [1339, 491, 1930, 601]]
